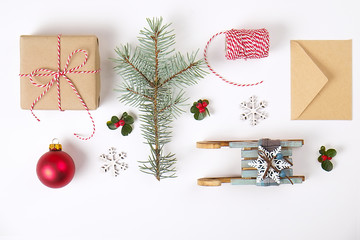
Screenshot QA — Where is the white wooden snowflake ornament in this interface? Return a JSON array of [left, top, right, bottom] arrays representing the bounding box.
[[99, 147, 128, 177], [248, 145, 291, 184], [240, 95, 268, 126]]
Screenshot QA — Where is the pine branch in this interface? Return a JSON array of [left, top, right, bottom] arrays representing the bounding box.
[[159, 52, 207, 88], [113, 45, 155, 88], [115, 82, 151, 107], [126, 87, 154, 101], [122, 56, 155, 88], [158, 90, 187, 117], [160, 62, 197, 87], [159, 102, 178, 114], [112, 17, 207, 181]]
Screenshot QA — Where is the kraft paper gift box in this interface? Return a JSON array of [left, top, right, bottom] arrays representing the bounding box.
[[290, 40, 352, 120], [20, 35, 100, 110]]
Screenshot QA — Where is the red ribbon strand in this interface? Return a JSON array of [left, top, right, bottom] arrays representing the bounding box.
[[204, 28, 270, 87]]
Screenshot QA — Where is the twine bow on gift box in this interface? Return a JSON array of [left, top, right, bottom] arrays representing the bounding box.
[[19, 34, 100, 141]]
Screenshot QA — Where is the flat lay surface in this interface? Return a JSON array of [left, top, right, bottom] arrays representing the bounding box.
[[1, 0, 359, 239]]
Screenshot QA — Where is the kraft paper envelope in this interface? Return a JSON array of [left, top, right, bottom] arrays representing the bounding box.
[[291, 40, 352, 120]]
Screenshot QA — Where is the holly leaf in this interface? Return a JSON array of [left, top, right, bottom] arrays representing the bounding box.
[[111, 116, 120, 123], [121, 124, 133, 136], [107, 121, 117, 130], [319, 146, 326, 155], [321, 160, 333, 172], [124, 115, 134, 124], [194, 112, 199, 120], [318, 156, 323, 163], [326, 149, 337, 158], [190, 106, 198, 113], [122, 112, 128, 117], [197, 112, 205, 120]]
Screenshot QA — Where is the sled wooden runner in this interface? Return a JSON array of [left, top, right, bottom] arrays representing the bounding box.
[[197, 139, 305, 186]]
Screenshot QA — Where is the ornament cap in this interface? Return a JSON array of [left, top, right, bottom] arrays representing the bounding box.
[[49, 138, 62, 151]]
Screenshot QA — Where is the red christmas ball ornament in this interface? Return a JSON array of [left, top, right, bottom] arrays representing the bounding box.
[[36, 139, 75, 188]]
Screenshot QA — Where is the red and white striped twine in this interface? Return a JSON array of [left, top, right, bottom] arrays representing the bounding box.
[[19, 34, 100, 141], [204, 28, 270, 87]]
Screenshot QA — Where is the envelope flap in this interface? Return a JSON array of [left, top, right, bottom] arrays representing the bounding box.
[[291, 41, 328, 119]]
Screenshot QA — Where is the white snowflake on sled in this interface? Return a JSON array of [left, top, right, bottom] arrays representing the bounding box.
[[240, 95, 268, 126], [248, 145, 291, 184], [99, 147, 128, 177]]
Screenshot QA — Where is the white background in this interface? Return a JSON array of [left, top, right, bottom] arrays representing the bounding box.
[[1, 0, 359, 239]]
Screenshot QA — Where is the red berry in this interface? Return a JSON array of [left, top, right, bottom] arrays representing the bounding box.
[[115, 120, 125, 128], [199, 108, 205, 113], [196, 103, 202, 109], [119, 120, 125, 126], [327, 157, 332, 160], [202, 102, 208, 108], [321, 155, 328, 161]]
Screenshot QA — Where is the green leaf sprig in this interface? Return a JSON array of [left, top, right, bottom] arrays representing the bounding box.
[[190, 99, 210, 120], [318, 146, 337, 171], [107, 112, 134, 136]]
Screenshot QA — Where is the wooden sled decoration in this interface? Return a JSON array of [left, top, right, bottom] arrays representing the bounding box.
[[197, 139, 305, 186]]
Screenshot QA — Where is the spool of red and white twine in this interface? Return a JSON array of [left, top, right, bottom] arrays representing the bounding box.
[[19, 34, 100, 141], [204, 28, 270, 87]]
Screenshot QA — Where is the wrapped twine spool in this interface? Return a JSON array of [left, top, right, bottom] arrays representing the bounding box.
[[204, 28, 270, 87]]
